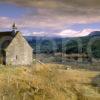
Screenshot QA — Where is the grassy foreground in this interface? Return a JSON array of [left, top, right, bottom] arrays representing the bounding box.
[[0, 63, 99, 100]]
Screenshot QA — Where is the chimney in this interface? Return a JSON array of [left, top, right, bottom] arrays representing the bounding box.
[[12, 22, 17, 34]]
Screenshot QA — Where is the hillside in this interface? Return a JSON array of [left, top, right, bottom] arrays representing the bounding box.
[[25, 36, 68, 53], [65, 34, 100, 58], [0, 64, 99, 100], [89, 31, 100, 37], [25, 31, 100, 59]]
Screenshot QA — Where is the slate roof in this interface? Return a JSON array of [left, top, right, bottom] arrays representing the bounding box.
[[0, 31, 14, 37], [0, 31, 15, 50]]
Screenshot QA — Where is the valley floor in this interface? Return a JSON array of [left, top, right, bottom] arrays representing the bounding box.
[[0, 63, 99, 100]]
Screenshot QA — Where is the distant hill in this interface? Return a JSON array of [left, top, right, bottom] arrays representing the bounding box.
[[89, 31, 100, 37], [24, 36, 71, 53], [65, 32, 100, 58], [25, 31, 100, 59]]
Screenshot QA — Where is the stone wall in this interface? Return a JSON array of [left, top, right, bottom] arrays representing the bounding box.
[[5, 32, 33, 65]]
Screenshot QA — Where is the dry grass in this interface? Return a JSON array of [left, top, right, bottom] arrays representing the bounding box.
[[0, 63, 99, 100]]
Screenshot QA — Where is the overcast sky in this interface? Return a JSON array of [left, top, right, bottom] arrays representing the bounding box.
[[0, 0, 100, 37]]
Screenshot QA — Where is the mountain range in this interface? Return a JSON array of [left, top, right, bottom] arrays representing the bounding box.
[[25, 31, 100, 58]]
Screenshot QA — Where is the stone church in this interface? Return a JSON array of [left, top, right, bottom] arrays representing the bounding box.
[[0, 23, 33, 65]]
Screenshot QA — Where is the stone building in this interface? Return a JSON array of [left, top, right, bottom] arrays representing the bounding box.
[[0, 24, 33, 65]]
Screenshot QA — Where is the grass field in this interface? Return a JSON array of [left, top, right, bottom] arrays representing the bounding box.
[[0, 63, 99, 100]]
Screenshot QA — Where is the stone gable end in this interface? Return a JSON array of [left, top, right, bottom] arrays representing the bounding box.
[[5, 32, 33, 65]]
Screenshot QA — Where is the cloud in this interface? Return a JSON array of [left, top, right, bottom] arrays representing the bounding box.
[[13, 0, 100, 30], [1, 0, 100, 9], [0, 0, 100, 35], [1, 0, 100, 18], [58, 29, 79, 37], [0, 17, 13, 29], [18, 0, 100, 22], [0, 16, 99, 37], [13, 6, 100, 31], [22, 28, 100, 37], [57, 28, 100, 37]]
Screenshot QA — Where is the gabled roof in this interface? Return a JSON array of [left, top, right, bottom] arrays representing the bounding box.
[[5, 31, 33, 51], [0, 30, 33, 51], [0, 31, 14, 38], [0, 31, 14, 50]]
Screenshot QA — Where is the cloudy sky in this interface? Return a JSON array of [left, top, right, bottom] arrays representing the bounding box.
[[0, 0, 100, 37]]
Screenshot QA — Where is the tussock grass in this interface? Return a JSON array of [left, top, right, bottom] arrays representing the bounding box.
[[0, 63, 99, 100]]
